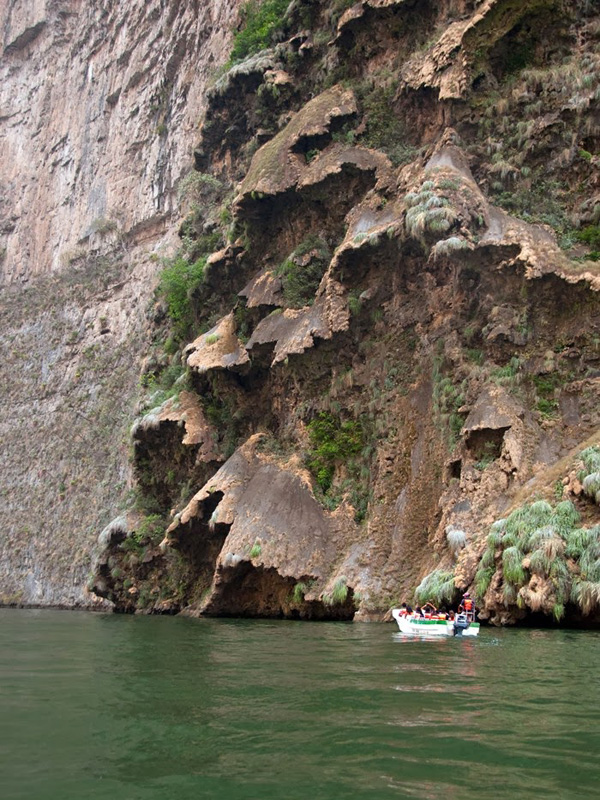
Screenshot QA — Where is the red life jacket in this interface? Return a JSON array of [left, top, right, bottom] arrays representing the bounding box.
[[463, 598, 473, 612]]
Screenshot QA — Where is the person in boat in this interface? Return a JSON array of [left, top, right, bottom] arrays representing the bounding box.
[[414, 605, 425, 617], [399, 602, 413, 616], [458, 591, 475, 621], [422, 601, 437, 616]]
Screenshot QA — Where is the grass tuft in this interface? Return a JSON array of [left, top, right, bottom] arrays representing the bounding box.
[[323, 577, 349, 606], [446, 527, 467, 554], [415, 569, 457, 606], [249, 540, 262, 559], [502, 546, 525, 585]]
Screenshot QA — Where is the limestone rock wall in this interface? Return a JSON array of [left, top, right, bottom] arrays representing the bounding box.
[[0, 0, 240, 283], [0, 0, 242, 605], [88, 0, 600, 624]]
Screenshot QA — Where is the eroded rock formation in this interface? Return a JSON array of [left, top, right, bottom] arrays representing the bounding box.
[[3, 0, 600, 624]]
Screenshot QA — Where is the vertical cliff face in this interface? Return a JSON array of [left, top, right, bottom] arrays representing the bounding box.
[[0, 0, 242, 281], [0, 0, 241, 605], [89, 0, 600, 625], [3, 0, 600, 623]]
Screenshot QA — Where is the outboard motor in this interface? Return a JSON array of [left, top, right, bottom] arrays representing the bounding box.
[[453, 612, 470, 636]]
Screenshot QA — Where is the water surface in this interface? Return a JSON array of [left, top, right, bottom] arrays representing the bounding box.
[[1, 609, 598, 799]]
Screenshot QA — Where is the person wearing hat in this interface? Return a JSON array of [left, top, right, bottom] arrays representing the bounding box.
[[459, 591, 475, 621]]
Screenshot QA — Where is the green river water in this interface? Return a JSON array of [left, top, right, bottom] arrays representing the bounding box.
[[1, 609, 599, 799]]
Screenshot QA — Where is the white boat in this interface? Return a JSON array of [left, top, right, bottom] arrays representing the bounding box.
[[392, 609, 480, 637]]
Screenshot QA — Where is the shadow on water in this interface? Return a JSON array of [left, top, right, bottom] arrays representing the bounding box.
[[1, 609, 600, 799]]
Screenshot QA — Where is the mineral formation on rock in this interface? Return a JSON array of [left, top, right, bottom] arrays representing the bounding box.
[[2, 1, 600, 626]]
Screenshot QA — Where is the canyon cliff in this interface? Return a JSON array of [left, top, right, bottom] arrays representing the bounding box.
[[2, 0, 600, 625]]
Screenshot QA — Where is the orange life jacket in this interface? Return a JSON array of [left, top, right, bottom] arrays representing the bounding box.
[[463, 598, 474, 612]]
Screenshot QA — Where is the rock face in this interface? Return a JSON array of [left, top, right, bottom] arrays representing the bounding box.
[[3, 0, 600, 623], [0, 0, 242, 606], [0, 0, 240, 283]]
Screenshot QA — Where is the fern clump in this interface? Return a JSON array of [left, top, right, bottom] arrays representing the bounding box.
[[525, 524, 556, 552], [404, 181, 459, 245], [475, 565, 495, 599], [502, 582, 518, 606], [553, 500, 580, 536], [580, 446, 600, 476], [529, 547, 553, 577], [331, 577, 348, 604], [415, 569, 457, 606], [473, 468, 600, 619], [502, 546, 525, 585], [582, 473, 600, 504], [323, 577, 349, 606], [431, 236, 469, 260], [571, 580, 600, 616], [487, 520, 506, 548], [292, 582, 308, 604]]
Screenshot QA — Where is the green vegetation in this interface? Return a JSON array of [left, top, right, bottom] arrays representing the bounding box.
[[90, 217, 118, 235], [404, 181, 459, 245], [576, 225, 600, 249], [415, 570, 457, 606], [132, 514, 165, 546], [579, 446, 600, 505], [474, 48, 600, 248], [532, 373, 560, 418], [490, 356, 521, 385], [158, 254, 207, 341], [474, 488, 600, 621], [276, 236, 331, 308], [306, 412, 364, 493], [203, 394, 242, 460], [292, 581, 309, 603], [157, 224, 224, 343], [502, 545, 525, 585], [250, 540, 262, 558], [474, 440, 501, 472], [138, 362, 190, 414], [330, 0, 356, 24], [323, 577, 349, 606], [306, 412, 371, 522], [357, 83, 418, 167], [431, 236, 469, 260], [432, 355, 465, 449], [447, 528, 467, 554], [229, 0, 290, 64], [575, 225, 600, 260], [177, 171, 223, 204]]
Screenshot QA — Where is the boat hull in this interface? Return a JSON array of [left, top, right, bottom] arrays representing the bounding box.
[[392, 609, 480, 637]]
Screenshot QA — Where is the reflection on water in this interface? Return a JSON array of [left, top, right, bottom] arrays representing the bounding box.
[[1, 609, 599, 800]]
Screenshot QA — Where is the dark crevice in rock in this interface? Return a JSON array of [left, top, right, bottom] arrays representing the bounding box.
[[132, 419, 219, 513], [204, 563, 357, 621], [172, 491, 231, 606], [465, 427, 508, 462]]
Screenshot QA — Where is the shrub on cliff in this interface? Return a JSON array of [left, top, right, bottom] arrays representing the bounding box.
[[276, 235, 331, 308], [306, 412, 364, 493], [158, 255, 207, 341], [229, 0, 290, 64]]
